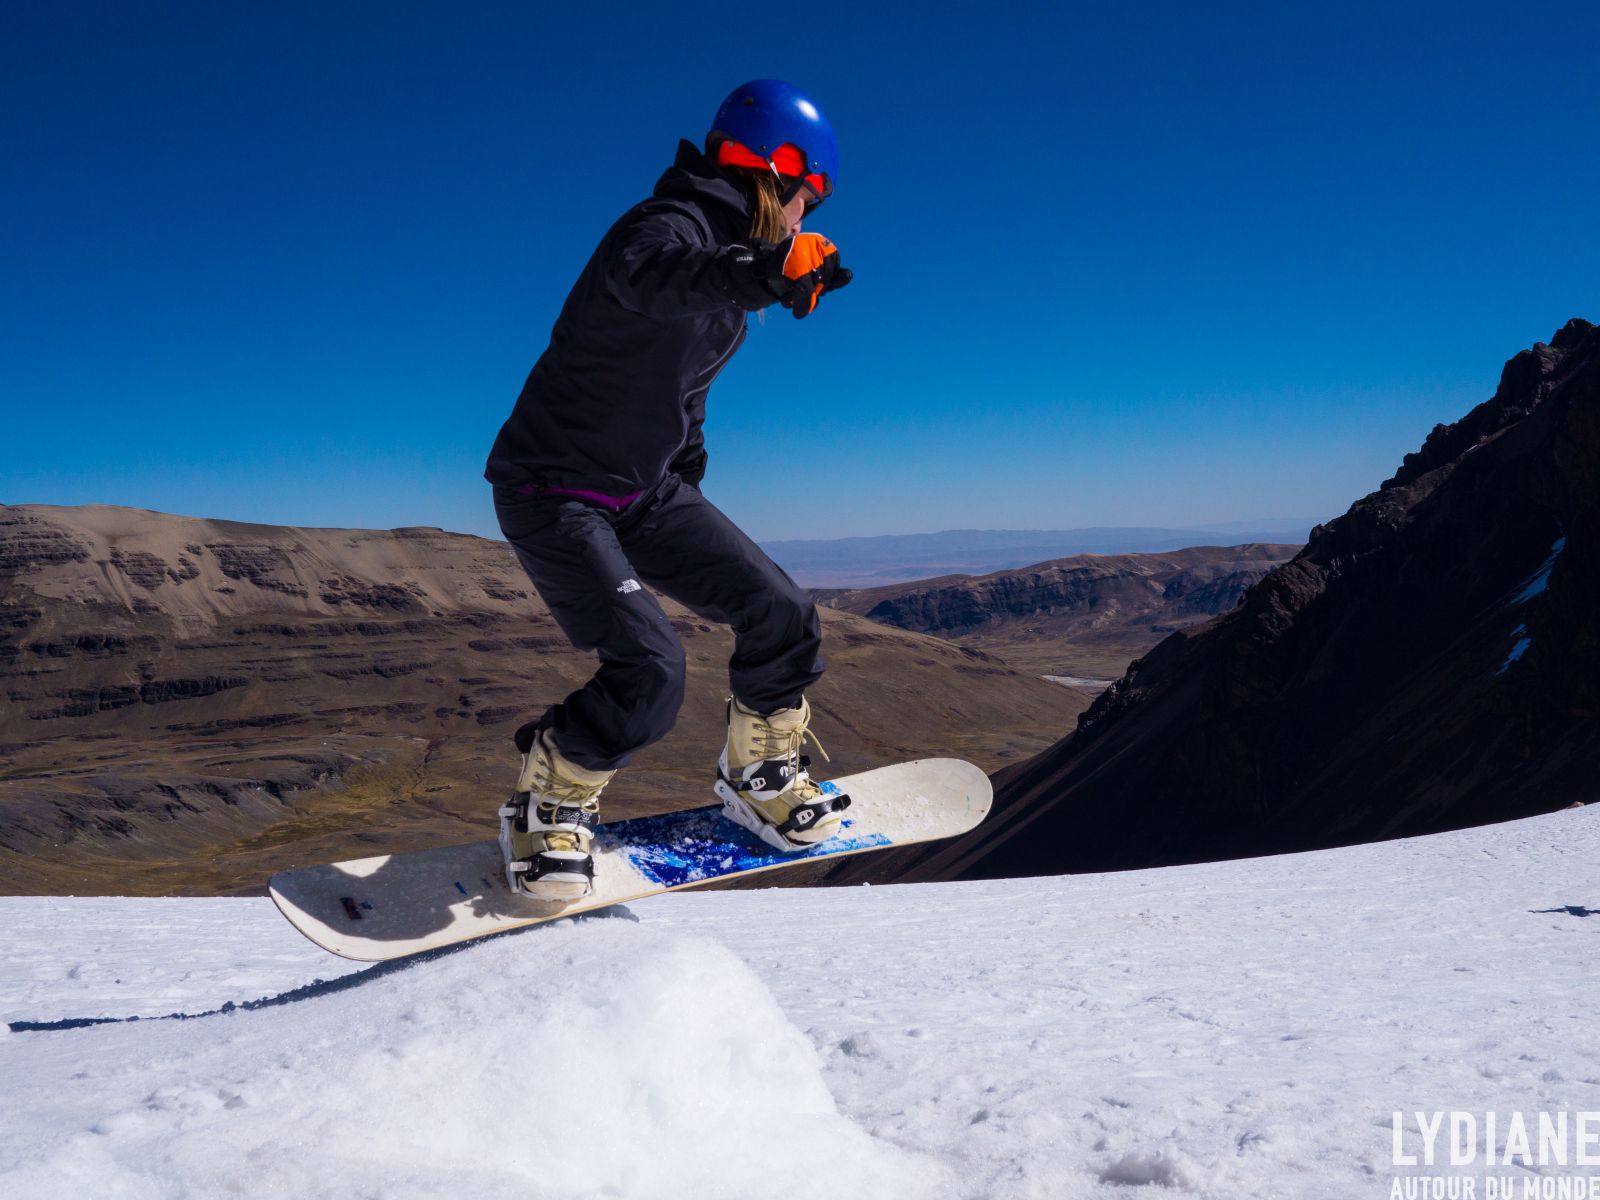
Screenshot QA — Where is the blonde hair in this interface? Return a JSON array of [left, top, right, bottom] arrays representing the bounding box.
[[741, 168, 791, 243]]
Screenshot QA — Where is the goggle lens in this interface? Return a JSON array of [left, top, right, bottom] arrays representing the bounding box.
[[778, 171, 832, 215]]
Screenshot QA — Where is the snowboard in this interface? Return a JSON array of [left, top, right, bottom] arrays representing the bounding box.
[[269, 757, 991, 962]]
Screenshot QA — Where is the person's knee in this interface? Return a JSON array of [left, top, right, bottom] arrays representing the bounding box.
[[647, 641, 688, 703], [608, 640, 687, 749], [773, 588, 820, 644]]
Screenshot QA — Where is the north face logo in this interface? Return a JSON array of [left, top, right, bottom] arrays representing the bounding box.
[[616, 579, 642, 595]]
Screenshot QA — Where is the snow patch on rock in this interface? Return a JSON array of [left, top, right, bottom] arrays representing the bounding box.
[[1509, 535, 1566, 605]]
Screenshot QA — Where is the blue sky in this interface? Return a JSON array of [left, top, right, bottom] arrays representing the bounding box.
[[4, 1, 1595, 541]]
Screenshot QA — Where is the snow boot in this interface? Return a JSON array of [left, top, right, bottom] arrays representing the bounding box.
[[715, 695, 851, 851], [498, 728, 615, 900]]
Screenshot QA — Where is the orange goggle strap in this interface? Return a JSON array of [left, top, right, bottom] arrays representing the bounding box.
[[714, 139, 832, 206]]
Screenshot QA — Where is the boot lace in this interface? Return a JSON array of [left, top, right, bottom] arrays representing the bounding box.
[[750, 709, 832, 801], [522, 755, 605, 853]]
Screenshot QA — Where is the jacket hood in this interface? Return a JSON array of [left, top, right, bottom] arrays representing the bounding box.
[[653, 139, 752, 240]]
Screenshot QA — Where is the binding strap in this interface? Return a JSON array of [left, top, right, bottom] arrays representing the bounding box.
[[501, 792, 600, 834], [519, 852, 595, 882], [774, 791, 852, 837], [723, 756, 814, 796]]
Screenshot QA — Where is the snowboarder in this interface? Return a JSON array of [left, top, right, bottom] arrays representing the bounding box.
[[485, 79, 854, 900]]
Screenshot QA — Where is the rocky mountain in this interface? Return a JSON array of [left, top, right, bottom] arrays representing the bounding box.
[[0, 505, 1084, 895], [815, 544, 1299, 681], [828, 319, 1600, 884]]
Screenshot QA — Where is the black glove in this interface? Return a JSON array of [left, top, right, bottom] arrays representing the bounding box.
[[722, 234, 853, 318]]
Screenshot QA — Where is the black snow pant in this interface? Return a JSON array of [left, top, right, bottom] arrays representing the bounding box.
[[492, 472, 824, 772]]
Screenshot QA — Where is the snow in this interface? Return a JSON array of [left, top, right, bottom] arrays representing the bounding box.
[[1499, 534, 1566, 672], [5, 805, 1600, 1198], [1, 912, 941, 1199], [1499, 624, 1531, 674], [1044, 674, 1115, 692], [1510, 536, 1567, 605]]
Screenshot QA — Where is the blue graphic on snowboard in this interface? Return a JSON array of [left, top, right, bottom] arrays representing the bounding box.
[[604, 784, 888, 889]]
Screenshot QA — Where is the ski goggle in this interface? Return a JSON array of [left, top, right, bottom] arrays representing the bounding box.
[[715, 139, 833, 213], [776, 171, 830, 214]]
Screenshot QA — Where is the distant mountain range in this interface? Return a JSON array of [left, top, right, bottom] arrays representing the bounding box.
[[761, 524, 1320, 587], [816, 544, 1300, 681]]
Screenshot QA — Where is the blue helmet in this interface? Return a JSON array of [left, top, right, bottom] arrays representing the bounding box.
[[707, 79, 839, 195]]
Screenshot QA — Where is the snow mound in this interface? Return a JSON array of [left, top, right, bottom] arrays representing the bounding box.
[[0, 919, 951, 1200]]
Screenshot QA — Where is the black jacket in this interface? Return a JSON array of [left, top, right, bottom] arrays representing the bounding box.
[[485, 140, 761, 495]]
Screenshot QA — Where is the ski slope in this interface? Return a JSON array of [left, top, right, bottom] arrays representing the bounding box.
[[3, 805, 1597, 1198]]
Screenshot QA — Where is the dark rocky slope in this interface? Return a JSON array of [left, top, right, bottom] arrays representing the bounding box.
[[833, 319, 1600, 883]]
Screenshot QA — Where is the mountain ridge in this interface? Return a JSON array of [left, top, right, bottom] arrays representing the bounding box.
[[828, 318, 1600, 883], [759, 523, 1317, 587]]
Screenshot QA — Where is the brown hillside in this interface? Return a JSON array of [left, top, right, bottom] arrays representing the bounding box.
[[0, 504, 1084, 895]]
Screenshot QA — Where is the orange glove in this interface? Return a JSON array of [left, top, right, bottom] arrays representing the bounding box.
[[774, 233, 853, 319]]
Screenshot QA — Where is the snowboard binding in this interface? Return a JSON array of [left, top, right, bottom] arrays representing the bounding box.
[[715, 767, 852, 852], [498, 791, 600, 901], [717, 694, 852, 852], [498, 726, 614, 902]]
